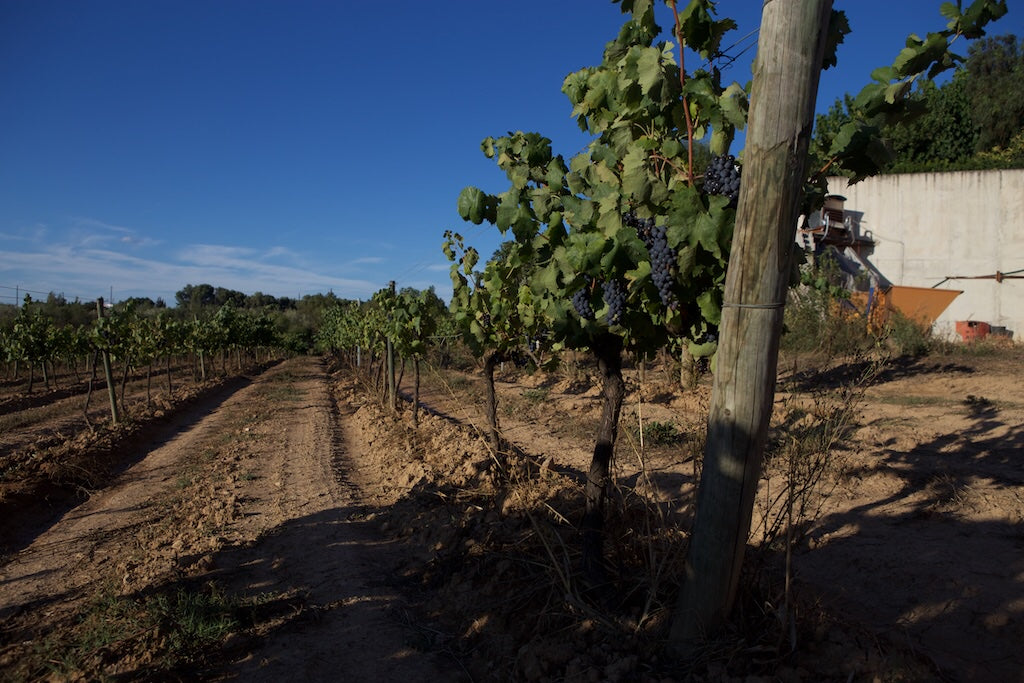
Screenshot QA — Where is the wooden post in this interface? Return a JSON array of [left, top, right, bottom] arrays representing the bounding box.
[[670, 0, 832, 651], [96, 297, 120, 426], [412, 356, 421, 428], [386, 280, 396, 411]]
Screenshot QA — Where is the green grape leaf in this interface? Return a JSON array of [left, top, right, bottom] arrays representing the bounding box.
[[621, 146, 650, 202], [697, 289, 721, 325], [718, 82, 748, 129], [870, 65, 897, 83], [661, 139, 683, 158], [939, 1, 960, 23], [892, 33, 948, 78], [822, 10, 850, 70], [566, 232, 608, 272], [687, 338, 717, 358], [481, 137, 496, 158], [636, 46, 664, 95], [457, 186, 487, 224]]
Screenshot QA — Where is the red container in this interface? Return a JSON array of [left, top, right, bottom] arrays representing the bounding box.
[[956, 320, 991, 342]]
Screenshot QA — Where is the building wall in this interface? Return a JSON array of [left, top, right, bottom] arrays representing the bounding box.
[[825, 169, 1024, 340]]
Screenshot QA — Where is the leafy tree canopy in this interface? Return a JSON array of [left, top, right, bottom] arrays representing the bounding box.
[[965, 33, 1024, 151], [812, 29, 1022, 174]]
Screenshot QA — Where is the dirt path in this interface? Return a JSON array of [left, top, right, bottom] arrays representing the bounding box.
[[0, 356, 465, 681], [0, 377, 258, 625]]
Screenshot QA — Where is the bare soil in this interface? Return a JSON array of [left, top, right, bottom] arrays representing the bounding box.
[[0, 347, 1021, 682]]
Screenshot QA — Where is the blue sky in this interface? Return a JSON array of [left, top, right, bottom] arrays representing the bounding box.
[[1, 1, 1020, 306]]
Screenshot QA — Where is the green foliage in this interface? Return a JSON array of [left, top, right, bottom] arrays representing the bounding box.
[[317, 300, 366, 354], [812, 24, 1024, 174], [521, 386, 550, 405], [782, 286, 870, 356], [391, 287, 445, 359], [318, 286, 447, 364], [783, 256, 940, 359], [885, 77, 978, 171], [809, 0, 1009, 181], [451, 1, 745, 364], [975, 129, 1024, 165], [964, 33, 1024, 152], [0, 294, 283, 387], [782, 256, 870, 356], [449, 1, 1003, 370], [6, 295, 56, 367], [444, 230, 547, 364], [27, 582, 243, 679], [879, 310, 935, 357], [640, 419, 682, 446]]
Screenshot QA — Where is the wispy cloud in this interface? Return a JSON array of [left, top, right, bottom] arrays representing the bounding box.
[[70, 216, 163, 249], [0, 223, 49, 244], [348, 256, 385, 266], [261, 246, 301, 262], [0, 238, 381, 303], [0, 214, 451, 305], [73, 217, 135, 233]]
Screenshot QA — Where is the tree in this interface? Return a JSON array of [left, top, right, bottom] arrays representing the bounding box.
[[175, 283, 216, 310], [445, 232, 548, 455], [454, 0, 751, 583], [246, 291, 278, 309], [213, 286, 247, 308], [964, 33, 1024, 152], [390, 288, 444, 427], [811, 29, 1021, 174], [886, 76, 978, 170]]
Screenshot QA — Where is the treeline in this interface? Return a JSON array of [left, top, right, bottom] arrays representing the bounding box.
[[812, 33, 1024, 173], [174, 283, 314, 313]]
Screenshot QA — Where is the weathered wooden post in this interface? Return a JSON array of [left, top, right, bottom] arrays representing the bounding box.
[[670, 0, 833, 652], [386, 280, 397, 411], [96, 297, 121, 426]]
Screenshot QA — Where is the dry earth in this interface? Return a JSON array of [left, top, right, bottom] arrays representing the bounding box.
[[0, 347, 1022, 682], [0, 357, 464, 681]]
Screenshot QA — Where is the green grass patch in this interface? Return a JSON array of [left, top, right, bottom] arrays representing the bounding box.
[[24, 581, 246, 681], [637, 420, 683, 446], [874, 394, 954, 408], [521, 387, 550, 404]]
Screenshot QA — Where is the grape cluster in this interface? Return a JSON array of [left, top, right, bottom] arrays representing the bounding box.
[[602, 279, 625, 326], [571, 282, 595, 320], [623, 211, 678, 310], [703, 154, 741, 205]]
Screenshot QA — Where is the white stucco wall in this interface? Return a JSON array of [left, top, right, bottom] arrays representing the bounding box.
[[825, 170, 1024, 340]]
